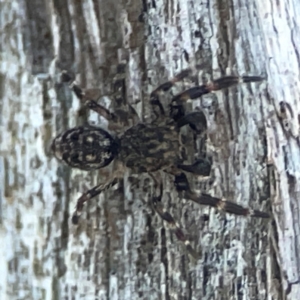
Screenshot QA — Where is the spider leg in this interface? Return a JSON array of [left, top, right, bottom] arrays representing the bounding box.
[[171, 75, 265, 103], [150, 173, 200, 259], [72, 177, 119, 225], [175, 109, 211, 176], [175, 110, 207, 135], [150, 69, 193, 116], [170, 74, 264, 129], [61, 71, 139, 128], [176, 111, 206, 129], [177, 158, 211, 176], [61, 71, 116, 121], [174, 172, 270, 218]]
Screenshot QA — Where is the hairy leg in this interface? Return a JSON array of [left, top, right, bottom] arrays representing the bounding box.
[[72, 177, 119, 225], [61, 71, 114, 118], [150, 69, 264, 130], [175, 111, 207, 134], [149, 69, 193, 118], [177, 158, 211, 176], [150, 69, 192, 101], [152, 196, 201, 259], [173, 172, 270, 218], [61, 71, 139, 129], [171, 75, 264, 103], [150, 173, 200, 259]]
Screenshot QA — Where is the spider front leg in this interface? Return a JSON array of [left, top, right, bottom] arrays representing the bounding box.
[[172, 109, 211, 176], [150, 173, 201, 259], [61, 71, 115, 119], [174, 173, 270, 218], [177, 157, 212, 176], [171, 75, 265, 103], [72, 177, 119, 224], [61, 71, 139, 130], [150, 69, 193, 117], [150, 69, 264, 121]]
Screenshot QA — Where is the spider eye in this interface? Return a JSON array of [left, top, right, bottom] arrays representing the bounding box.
[[70, 133, 79, 141], [62, 152, 81, 165], [71, 153, 81, 164]]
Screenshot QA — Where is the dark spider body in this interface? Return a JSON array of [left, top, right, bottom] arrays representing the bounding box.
[[52, 122, 182, 174], [52, 69, 269, 259], [118, 123, 181, 173]]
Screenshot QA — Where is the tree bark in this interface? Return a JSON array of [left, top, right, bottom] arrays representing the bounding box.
[[1, 0, 300, 299]]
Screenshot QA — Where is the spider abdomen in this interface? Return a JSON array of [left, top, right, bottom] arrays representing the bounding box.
[[118, 123, 180, 173], [52, 126, 119, 170]]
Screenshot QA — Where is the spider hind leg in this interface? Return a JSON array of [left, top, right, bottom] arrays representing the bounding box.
[[150, 69, 194, 117], [171, 75, 265, 103], [175, 110, 207, 135], [152, 196, 201, 260], [178, 158, 212, 176], [150, 173, 201, 259], [60, 70, 139, 129], [174, 173, 270, 218], [72, 177, 119, 224]]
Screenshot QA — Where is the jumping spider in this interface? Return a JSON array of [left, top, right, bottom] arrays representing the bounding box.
[[52, 68, 269, 259]]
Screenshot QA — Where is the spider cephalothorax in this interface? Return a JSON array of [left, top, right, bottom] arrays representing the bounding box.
[[53, 68, 269, 258], [118, 123, 181, 173]]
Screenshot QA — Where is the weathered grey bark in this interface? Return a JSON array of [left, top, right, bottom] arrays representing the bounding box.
[[1, 0, 300, 299]]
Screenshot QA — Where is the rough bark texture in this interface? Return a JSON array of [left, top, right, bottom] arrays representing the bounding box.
[[1, 0, 300, 299]]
